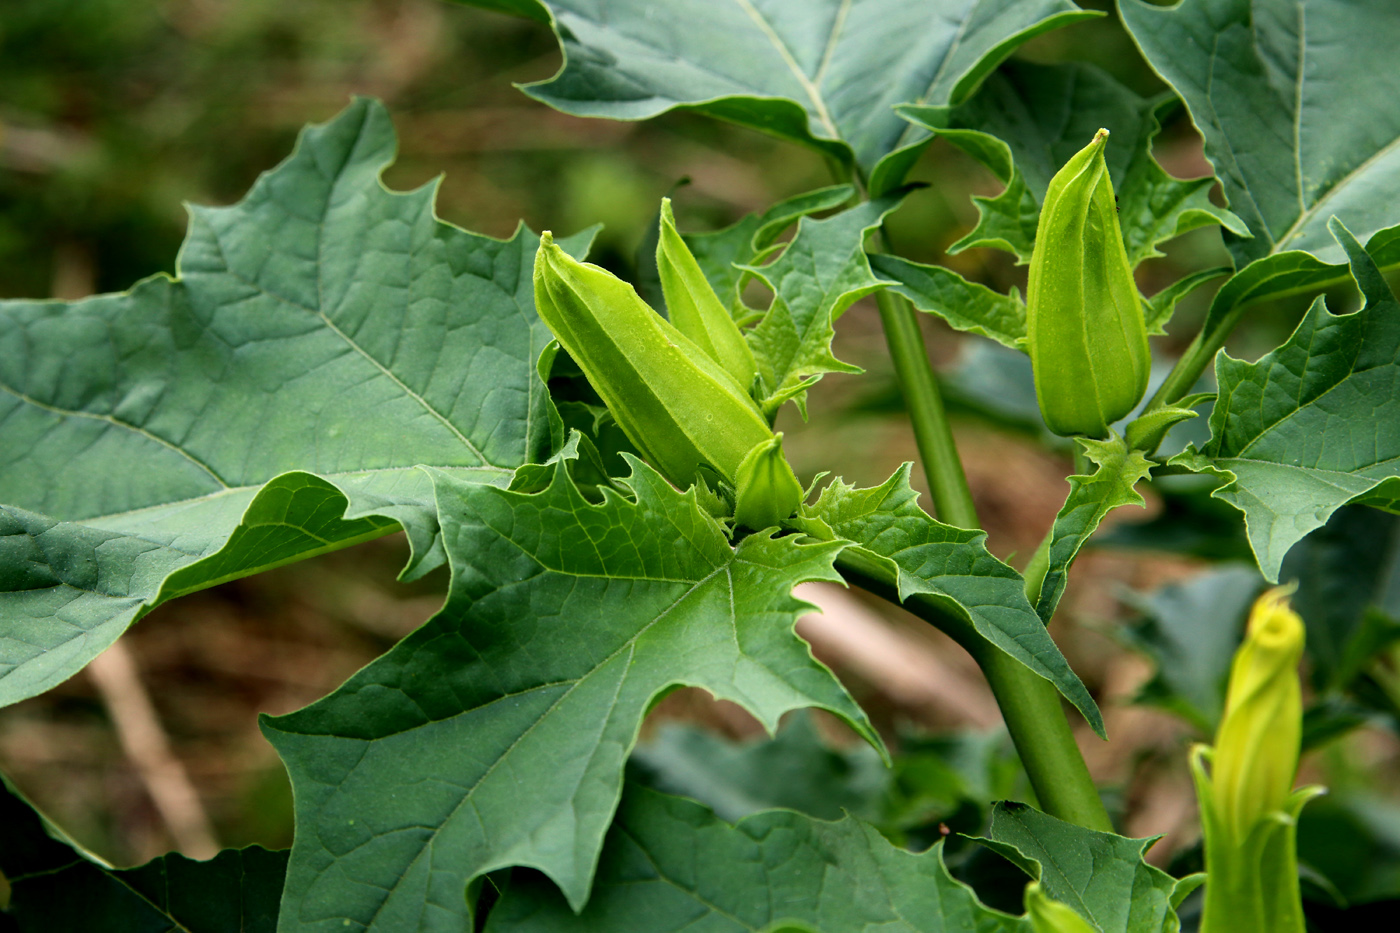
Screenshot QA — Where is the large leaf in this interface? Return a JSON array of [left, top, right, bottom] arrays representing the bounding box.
[[0, 772, 286, 931], [1121, 0, 1400, 346], [1171, 220, 1400, 581], [262, 457, 876, 931], [977, 801, 1193, 933], [1121, 0, 1400, 269], [484, 783, 1029, 932], [0, 98, 596, 708], [745, 192, 908, 416], [792, 465, 1103, 737], [455, 0, 1099, 190]]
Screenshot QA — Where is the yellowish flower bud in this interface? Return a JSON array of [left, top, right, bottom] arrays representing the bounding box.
[[1212, 586, 1305, 841], [1026, 129, 1150, 438]]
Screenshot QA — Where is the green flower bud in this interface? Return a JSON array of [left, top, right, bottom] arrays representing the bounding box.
[[733, 433, 803, 530], [1027, 128, 1150, 439], [533, 232, 779, 492], [1024, 882, 1096, 933], [656, 198, 759, 391], [1212, 586, 1305, 841]]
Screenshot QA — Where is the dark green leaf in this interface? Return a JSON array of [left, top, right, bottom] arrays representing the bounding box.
[[1170, 221, 1400, 580], [0, 99, 595, 708], [0, 773, 285, 932], [455, 0, 1099, 189], [1119, 565, 1263, 733], [793, 465, 1103, 737], [870, 254, 1027, 350], [746, 192, 908, 417], [1282, 505, 1400, 690], [979, 801, 1186, 933], [262, 457, 876, 930], [485, 784, 1030, 932], [683, 185, 854, 314], [1122, 0, 1400, 349]]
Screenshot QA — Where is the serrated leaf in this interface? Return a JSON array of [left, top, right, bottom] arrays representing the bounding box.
[[1121, 0, 1400, 269], [629, 710, 888, 823], [870, 254, 1027, 350], [1119, 565, 1263, 733], [261, 457, 877, 931], [0, 99, 596, 708], [456, 0, 1099, 191], [1122, 0, 1400, 345], [898, 61, 1246, 267], [979, 801, 1183, 933], [793, 465, 1103, 737], [484, 783, 1030, 933], [1169, 220, 1400, 581], [0, 772, 286, 931], [1034, 435, 1154, 624], [745, 192, 908, 416], [683, 185, 855, 314]]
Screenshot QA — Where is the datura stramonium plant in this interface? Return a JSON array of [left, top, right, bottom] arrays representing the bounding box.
[[533, 226, 802, 530], [1027, 128, 1150, 439], [1194, 587, 1323, 933]]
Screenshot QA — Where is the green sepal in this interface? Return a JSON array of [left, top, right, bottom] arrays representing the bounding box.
[[733, 433, 804, 531], [1124, 397, 1211, 454], [657, 198, 759, 390], [1025, 882, 1097, 933]]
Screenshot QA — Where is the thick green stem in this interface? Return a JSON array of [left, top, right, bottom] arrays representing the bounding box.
[[848, 173, 1106, 830], [873, 288, 978, 529], [835, 548, 1112, 831]]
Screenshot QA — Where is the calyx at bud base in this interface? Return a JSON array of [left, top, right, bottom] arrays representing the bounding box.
[[1026, 128, 1150, 439], [533, 233, 803, 528]]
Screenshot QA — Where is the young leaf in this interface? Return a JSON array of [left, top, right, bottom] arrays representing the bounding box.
[[977, 801, 1191, 933], [682, 185, 855, 314], [484, 783, 1030, 933], [0, 772, 286, 931], [452, 0, 1099, 191], [896, 61, 1246, 268], [261, 457, 877, 930], [1170, 220, 1400, 581], [792, 465, 1103, 737], [870, 254, 1028, 351], [1034, 434, 1155, 623], [0, 99, 594, 708], [745, 191, 908, 417]]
